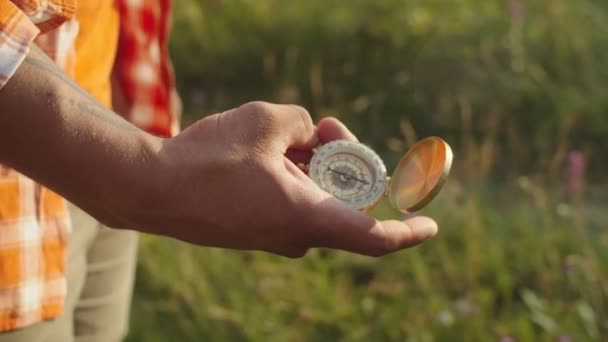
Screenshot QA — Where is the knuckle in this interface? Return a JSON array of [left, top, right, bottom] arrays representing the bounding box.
[[292, 105, 314, 130], [374, 224, 404, 255], [240, 101, 275, 122], [239, 101, 279, 140], [219, 102, 273, 149], [383, 236, 402, 252], [289, 106, 315, 143], [241, 100, 271, 113], [366, 237, 400, 257]]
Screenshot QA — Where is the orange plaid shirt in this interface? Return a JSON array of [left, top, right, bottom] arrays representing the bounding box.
[[0, 0, 178, 331]]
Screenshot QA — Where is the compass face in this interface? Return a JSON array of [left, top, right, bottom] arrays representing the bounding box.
[[309, 140, 387, 210]]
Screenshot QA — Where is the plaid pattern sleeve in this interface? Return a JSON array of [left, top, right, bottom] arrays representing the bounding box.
[[0, 0, 76, 89], [0, 1, 39, 88], [0, 0, 75, 331], [113, 0, 181, 138]]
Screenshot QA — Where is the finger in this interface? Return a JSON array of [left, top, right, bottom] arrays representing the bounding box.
[[317, 117, 358, 143], [273, 104, 318, 150], [294, 187, 437, 256], [239, 102, 319, 151]]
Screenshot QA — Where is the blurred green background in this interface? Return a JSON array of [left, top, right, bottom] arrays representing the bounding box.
[[126, 0, 608, 341]]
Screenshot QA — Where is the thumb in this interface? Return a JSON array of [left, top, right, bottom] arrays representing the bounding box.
[[293, 182, 438, 256]]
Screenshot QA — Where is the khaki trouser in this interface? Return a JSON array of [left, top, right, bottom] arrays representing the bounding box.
[[0, 203, 138, 342]]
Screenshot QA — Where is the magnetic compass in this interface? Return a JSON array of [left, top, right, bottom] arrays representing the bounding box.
[[307, 137, 453, 212]]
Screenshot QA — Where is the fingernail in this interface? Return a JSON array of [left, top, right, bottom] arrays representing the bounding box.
[[407, 216, 438, 238], [422, 225, 438, 238]]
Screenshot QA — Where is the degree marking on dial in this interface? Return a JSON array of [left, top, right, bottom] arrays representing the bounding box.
[[309, 141, 387, 210]]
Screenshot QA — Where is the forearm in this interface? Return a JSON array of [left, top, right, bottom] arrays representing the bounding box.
[[0, 45, 163, 226], [0, 45, 438, 257]]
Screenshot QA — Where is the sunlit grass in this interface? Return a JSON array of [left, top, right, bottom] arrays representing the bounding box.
[[125, 1, 608, 339], [126, 180, 607, 341]]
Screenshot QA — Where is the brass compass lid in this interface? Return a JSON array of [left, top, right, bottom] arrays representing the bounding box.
[[388, 136, 453, 213]]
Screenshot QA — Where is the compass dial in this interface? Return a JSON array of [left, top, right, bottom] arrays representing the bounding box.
[[309, 140, 387, 210]]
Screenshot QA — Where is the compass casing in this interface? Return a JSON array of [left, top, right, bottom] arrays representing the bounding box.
[[309, 140, 387, 210], [309, 137, 453, 213]]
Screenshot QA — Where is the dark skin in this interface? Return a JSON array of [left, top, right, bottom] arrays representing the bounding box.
[[0, 45, 438, 257]]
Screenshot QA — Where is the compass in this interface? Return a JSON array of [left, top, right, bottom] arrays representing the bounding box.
[[308, 137, 453, 212]]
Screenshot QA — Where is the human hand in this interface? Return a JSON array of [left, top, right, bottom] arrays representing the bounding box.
[[128, 101, 438, 257], [0, 45, 437, 257]]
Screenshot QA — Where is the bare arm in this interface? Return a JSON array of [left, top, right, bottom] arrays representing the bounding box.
[[0, 45, 162, 227], [0, 45, 438, 257]]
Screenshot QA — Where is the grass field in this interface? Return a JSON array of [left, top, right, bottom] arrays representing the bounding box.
[[125, 178, 607, 341], [121, 1, 608, 340]]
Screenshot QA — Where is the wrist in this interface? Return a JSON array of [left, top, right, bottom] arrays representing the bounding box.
[[110, 132, 169, 230]]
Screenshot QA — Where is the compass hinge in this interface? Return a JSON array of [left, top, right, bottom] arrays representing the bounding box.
[[384, 176, 391, 197]]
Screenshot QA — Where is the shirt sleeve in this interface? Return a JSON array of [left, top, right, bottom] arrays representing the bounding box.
[[0, 0, 75, 89], [112, 0, 181, 138]]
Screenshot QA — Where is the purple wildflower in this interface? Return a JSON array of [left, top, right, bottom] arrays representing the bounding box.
[[510, 1, 525, 21], [565, 150, 585, 201]]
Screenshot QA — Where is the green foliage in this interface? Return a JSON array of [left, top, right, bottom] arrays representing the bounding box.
[[170, 0, 608, 177], [126, 1, 608, 340], [126, 186, 608, 341]]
